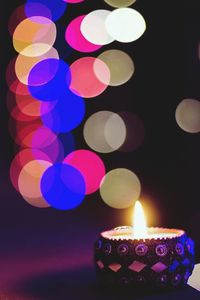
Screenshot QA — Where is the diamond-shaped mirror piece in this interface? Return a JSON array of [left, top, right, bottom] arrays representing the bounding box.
[[109, 262, 122, 272], [97, 260, 104, 269], [151, 262, 167, 273], [128, 261, 146, 272]]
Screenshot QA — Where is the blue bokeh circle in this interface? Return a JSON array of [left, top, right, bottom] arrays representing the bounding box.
[[41, 163, 86, 210], [28, 59, 71, 102], [41, 91, 85, 133], [25, 0, 67, 21]]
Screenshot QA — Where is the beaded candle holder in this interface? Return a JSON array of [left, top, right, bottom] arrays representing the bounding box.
[[94, 226, 195, 289]]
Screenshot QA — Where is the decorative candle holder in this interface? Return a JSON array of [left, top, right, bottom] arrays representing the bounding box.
[[94, 226, 195, 289]]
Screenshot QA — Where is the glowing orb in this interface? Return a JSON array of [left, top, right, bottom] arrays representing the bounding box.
[[100, 168, 141, 209], [13, 16, 57, 57], [80, 10, 114, 46], [16, 124, 58, 149], [25, 0, 67, 21], [18, 159, 52, 207], [41, 163, 86, 210], [97, 49, 135, 86], [64, 150, 106, 194], [11, 125, 66, 163], [10, 149, 51, 192], [10, 105, 39, 122], [6, 58, 33, 95], [104, 0, 136, 8], [28, 58, 71, 102], [105, 8, 146, 43], [65, 15, 101, 53], [175, 99, 200, 133], [40, 137, 65, 163], [83, 111, 126, 153], [15, 92, 55, 117], [41, 91, 85, 133], [70, 57, 110, 98], [15, 47, 59, 85], [64, 0, 84, 4]]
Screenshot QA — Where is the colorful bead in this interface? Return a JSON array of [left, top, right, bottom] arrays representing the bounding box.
[[117, 244, 129, 256], [135, 243, 148, 256], [155, 244, 168, 257], [95, 239, 102, 250], [104, 242, 112, 255], [175, 243, 185, 256]]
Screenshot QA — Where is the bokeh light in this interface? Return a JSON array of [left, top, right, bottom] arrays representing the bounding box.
[[25, 0, 67, 21], [15, 124, 58, 149], [9, 121, 66, 164], [41, 163, 86, 210], [13, 16, 57, 57], [70, 57, 110, 98], [58, 132, 76, 157], [64, 150, 106, 194], [41, 91, 85, 133], [175, 99, 200, 133], [8, 0, 145, 213], [65, 15, 102, 53], [36, 136, 65, 163], [118, 112, 145, 152], [15, 132, 68, 164], [105, 8, 146, 43], [97, 49, 135, 86], [10, 106, 38, 123], [105, 113, 127, 150], [15, 92, 55, 117], [80, 10, 114, 45], [100, 168, 141, 209], [6, 88, 55, 120], [28, 58, 71, 102], [6, 57, 25, 94], [10, 149, 51, 192], [188, 264, 200, 291], [15, 47, 59, 85], [83, 111, 126, 153], [18, 159, 52, 207], [64, 0, 84, 3], [104, 0, 136, 8], [25, 2, 52, 20]]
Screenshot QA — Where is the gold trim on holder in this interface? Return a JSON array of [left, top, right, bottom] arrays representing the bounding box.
[[101, 226, 185, 241]]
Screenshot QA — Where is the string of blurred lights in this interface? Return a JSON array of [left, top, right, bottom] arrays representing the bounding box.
[[7, 0, 155, 211], [6, 0, 200, 291]]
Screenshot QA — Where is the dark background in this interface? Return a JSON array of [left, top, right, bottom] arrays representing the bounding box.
[[1, 1, 200, 298]]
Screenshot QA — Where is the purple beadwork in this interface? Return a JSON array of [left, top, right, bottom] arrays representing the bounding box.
[[94, 228, 195, 289]]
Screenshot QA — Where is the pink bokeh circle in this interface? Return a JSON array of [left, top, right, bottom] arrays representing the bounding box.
[[70, 57, 110, 98], [64, 0, 84, 3], [65, 15, 101, 53], [10, 148, 51, 192], [63, 149, 106, 194]]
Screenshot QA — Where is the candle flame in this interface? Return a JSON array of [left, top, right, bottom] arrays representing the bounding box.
[[133, 200, 147, 239]]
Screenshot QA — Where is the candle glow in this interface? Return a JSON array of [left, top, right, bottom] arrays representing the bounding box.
[[101, 200, 184, 240], [133, 200, 147, 239], [97, 202, 194, 289]]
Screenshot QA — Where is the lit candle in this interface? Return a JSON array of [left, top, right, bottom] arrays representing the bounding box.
[[101, 201, 183, 241], [94, 200, 195, 289], [133, 200, 148, 239]]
